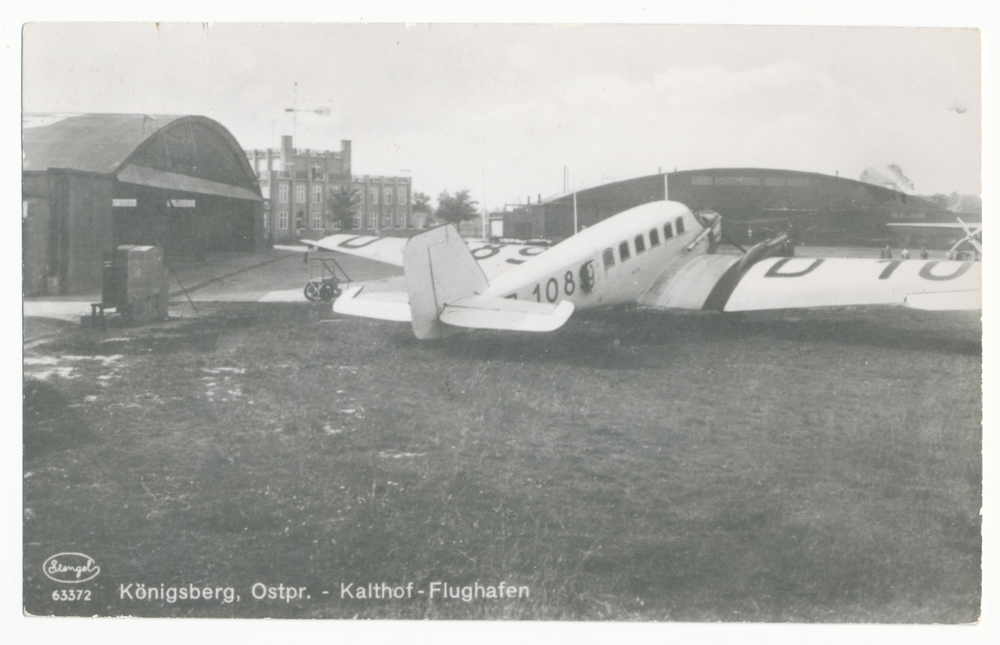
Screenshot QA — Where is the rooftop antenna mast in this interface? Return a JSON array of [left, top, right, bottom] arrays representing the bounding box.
[[285, 82, 331, 144]]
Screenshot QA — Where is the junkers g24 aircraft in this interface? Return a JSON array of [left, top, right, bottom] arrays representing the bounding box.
[[304, 201, 981, 340]]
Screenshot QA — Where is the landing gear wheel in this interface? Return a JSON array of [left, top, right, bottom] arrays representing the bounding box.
[[304, 281, 322, 302]]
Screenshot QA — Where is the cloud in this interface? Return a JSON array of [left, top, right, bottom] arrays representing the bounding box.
[[22, 24, 981, 204]]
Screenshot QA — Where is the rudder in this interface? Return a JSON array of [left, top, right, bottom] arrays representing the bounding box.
[[402, 225, 489, 339]]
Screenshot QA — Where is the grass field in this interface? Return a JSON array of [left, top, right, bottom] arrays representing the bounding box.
[[23, 301, 981, 621]]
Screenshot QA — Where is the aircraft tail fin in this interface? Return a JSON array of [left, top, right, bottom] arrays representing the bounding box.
[[403, 225, 490, 339]]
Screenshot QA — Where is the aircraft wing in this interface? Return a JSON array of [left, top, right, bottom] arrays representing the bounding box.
[[306, 234, 407, 266], [304, 231, 549, 281], [639, 256, 981, 312]]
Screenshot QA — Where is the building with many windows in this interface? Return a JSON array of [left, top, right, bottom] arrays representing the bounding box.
[[245, 136, 419, 244]]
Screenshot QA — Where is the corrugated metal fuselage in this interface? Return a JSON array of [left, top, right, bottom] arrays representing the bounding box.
[[483, 201, 713, 310]]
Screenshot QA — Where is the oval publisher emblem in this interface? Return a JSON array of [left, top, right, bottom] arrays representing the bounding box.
[[43, 553, 101, 583]]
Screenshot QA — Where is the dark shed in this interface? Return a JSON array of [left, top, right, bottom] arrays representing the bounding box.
[[23, 113, 263, 295]]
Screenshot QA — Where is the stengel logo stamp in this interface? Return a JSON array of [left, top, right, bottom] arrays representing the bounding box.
[[43, 553, 101, 583]]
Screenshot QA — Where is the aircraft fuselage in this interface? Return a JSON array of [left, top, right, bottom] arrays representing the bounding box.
[[482, 201, 715, 310]]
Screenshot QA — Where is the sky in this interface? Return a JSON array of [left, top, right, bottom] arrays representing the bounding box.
[[21, 22, 982, 210]]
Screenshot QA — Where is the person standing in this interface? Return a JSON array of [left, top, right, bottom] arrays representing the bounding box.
[[900, 248, 911, 259]]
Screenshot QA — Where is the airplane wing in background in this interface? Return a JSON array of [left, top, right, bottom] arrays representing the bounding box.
[[639, 256, 981, 312], [305, 234, 408, 266], [304, 231, 550, 281]]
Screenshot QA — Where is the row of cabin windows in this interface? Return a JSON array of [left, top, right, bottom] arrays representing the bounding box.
[[602, 216, 686, 269]]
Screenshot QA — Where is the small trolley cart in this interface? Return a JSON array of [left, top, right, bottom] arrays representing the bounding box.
[[303, 255, 351, 302]]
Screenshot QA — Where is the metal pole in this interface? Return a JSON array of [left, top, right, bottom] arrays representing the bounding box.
[[481, 169, 488, 240], [572, 172, 579, 235]]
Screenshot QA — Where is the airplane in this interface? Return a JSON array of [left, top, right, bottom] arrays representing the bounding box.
[[887, 217, 982, 260], [303, 200, 981, 340]]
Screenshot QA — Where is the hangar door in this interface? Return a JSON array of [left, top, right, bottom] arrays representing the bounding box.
[[113, 117, 262, 256], [114, 170, 261, 256]]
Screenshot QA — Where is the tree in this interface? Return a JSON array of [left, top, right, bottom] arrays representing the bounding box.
[[926, 193, 952, 209], [435, 189, 478, 226], [412, 191, 433, 215], [955, 193, 982, 214], [327, 185, 362, 230]]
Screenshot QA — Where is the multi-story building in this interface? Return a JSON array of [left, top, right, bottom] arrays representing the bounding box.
[[246, 135, 421, 243]]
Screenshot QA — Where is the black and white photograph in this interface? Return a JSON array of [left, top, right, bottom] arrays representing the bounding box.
[[18, 9, 986, 628]]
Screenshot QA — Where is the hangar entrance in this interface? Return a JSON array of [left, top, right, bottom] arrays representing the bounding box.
[[111, 116, 264, 257], [113, 185, 257, 257]]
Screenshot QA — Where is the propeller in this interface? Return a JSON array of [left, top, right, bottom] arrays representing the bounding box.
[[955, 217, 983, 255]]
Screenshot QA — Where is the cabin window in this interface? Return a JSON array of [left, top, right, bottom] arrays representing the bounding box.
[[676, 217, 685, 234], [649, 228, 660, 247], [635, 234, 646, 254], [619, 241, 631, 262], [664, 223, 673, 239], [603, 248, 615, 269]]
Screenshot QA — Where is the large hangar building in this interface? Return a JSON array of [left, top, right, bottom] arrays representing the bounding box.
[[23, 113, 263, 295], [506, 168, 951, 245]]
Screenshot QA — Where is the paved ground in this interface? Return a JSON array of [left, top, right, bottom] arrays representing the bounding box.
[[23, 248, 400, 323]]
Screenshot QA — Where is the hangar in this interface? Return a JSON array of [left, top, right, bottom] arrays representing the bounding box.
[[23, 113, 263, 295], [506, 168, 952, 246]]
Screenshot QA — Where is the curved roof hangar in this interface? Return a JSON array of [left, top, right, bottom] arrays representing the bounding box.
[[22, 113, 261, 201]]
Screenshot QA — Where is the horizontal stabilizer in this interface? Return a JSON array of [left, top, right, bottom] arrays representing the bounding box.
[[439, 295, 575, 332], [333, 286, 412, 322], [904, 290, 981, 311]]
